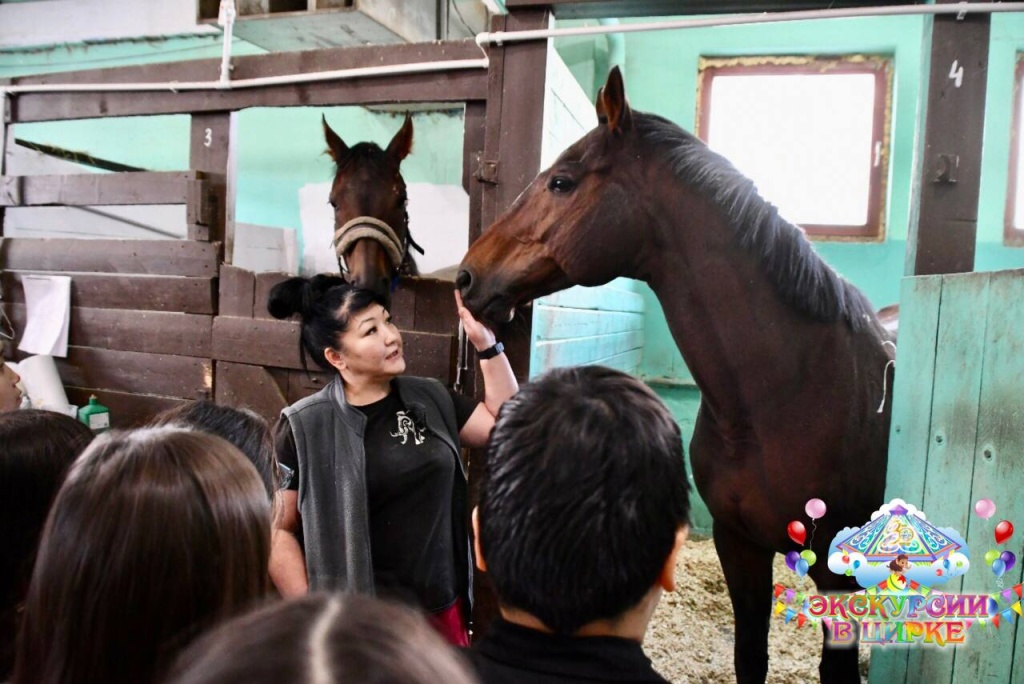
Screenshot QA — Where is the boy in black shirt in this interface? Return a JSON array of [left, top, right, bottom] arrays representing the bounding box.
[[469, 366, 691, 683]]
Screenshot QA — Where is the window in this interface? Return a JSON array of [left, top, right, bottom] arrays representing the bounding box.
[[1005, 56, 1024, 245], [696, 56, 892, 240]]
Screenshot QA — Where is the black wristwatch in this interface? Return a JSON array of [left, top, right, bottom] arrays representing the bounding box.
[[477, 341, 504, 360]]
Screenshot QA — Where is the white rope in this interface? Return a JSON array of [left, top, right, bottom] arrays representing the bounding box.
[[876, 340, 897, 414]]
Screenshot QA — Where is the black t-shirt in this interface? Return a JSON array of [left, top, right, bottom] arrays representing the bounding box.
[[275, 383, 478, 612]]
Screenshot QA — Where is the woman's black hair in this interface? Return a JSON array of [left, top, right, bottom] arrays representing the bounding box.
[[0, 410, 93, 680], [267, 275, 388, 372]]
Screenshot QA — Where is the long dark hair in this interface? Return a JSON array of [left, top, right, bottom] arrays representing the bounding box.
[[12, 427, 272, 684], [166, 593, 479, 684], [151, 401, 278, 500], [0, 410, 93, 680], [267, 275, 387, 372]]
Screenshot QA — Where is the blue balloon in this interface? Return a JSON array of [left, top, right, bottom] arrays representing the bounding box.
[[852, 560, 861, 569], [796, 558, 810, 577], [943, 558, 950, 569], [992, 558, 1007, 578]]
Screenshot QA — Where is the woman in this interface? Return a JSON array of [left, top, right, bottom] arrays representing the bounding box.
[[0, 409, 93, 679], [12, 428, 272, 684], [267, 275, 517, 646], [167, 593, 480, 684]]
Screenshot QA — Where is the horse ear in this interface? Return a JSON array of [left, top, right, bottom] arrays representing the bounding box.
[[596, 66, 633, 134], [386, 113, 414, 162], [323, 114, 349, 162]]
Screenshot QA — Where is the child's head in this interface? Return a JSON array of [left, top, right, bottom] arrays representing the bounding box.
[[166, 593, 479, 684], [13, 427, 272, 684], [476, 366, 691, 634]]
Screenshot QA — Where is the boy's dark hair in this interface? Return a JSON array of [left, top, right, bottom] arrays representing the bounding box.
[[152, 401, 277, 499], [267, 275, 387, 372], [478, 365, 690, 634]]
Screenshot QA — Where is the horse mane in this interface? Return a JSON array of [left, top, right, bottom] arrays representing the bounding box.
[[634, 112, 883, 336]]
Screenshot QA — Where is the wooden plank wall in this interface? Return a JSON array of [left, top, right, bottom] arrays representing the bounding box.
[[869, 268, 1024, 684], [213, 265, 460, 426], [0, 238, 221, 425], [530, 281, 645, 377]]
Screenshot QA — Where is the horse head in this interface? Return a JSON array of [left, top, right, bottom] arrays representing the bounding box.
[[324, 114, 421, 305], [457, 67, 658, 326]]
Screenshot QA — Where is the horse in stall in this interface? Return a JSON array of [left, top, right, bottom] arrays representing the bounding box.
[[457, 67, 894, 684], [322, 114, 423, 305]]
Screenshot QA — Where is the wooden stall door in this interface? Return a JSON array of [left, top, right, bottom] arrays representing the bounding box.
[[870, 269, 1024, 684]]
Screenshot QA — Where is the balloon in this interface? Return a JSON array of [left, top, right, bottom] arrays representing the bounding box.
[[1000, 551, 1017, 572], [795, 559, 810, 577], [845, 569, 853, 576], [995, 520, 1014, 545], [805, 498, 827, 520], [785, 551, 801, 571], [853, 560, 861, 569], [936, 569, 943, 576], [787, 520, 807, 546], [985, 550, 1000, 565], [942, 558, 950, 569], [992, 558, 1007, 578], [800, 550, 818, 567], [975, 498, 996, 520], [842, 555, 850, 564]]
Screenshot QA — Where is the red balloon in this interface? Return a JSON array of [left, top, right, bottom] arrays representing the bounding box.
[[787, 520, 807, 546], [995, 520, 1014, 545]]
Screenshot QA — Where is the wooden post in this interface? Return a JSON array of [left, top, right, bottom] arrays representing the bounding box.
[[471, 6, 551, 640], [0, 93, 9, 238], [905, 3, 990, 276], [189, 112, 238, 259]]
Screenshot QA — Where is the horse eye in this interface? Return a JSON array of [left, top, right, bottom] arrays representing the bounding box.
[[548, 176, 576, 194]]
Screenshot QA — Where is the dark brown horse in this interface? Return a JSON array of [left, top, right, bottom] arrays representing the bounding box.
[[323, 114, 422, 304], [457, 67, 894, 684]]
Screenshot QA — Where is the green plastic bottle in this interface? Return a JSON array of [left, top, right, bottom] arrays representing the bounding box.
[[78, 395, 111, 433]]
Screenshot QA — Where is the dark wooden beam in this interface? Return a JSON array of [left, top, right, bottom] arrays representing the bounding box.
[[0, 238, 221, 277], [470, 8, 551, 640], [6, 41, 488, 123], [504, 0, 921, 19], [0, 95, 9, 238], [0, 171, 206, 207], [907, 5, 989, 275], [2, 271, 216, 315], [190, 113, 237, 251]]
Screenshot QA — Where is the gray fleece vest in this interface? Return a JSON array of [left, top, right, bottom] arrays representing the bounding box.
[[282, 375, 472, 614]]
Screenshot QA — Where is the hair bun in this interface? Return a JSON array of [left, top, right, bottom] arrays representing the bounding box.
[[267, 277, 307, 320], [267, 275, 347, 320]]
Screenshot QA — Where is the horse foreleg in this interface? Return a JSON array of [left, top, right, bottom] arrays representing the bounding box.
[[714, 521, 774, 684], [811, 569, 861, 684]]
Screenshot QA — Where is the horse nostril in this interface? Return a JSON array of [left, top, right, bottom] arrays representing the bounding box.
[[455, 269, 472, 291]]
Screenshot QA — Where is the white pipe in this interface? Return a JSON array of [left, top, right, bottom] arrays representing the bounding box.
[[0, 58, 491, 95], [3, 3, 1022, 96], [476, 2, 1024, 46], [218, 0, 237, 85]]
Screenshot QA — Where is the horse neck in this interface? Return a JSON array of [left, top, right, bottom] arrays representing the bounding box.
[[643, 188, 884, 429]]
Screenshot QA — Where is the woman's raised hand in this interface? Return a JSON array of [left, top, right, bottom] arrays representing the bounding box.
[[454, 291, 497, 352]]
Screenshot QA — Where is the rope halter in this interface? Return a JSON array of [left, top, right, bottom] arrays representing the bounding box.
[[332, 216, 405, 274]]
